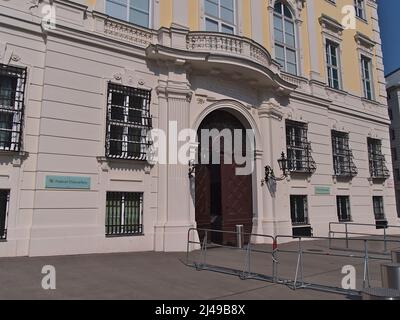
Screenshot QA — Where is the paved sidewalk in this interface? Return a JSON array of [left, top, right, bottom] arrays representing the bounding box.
[[0, 243, 383, 300]]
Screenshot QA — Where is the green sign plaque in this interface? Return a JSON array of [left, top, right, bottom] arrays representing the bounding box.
[[45, 176, 91, 190], [315, 186, 331, 195]]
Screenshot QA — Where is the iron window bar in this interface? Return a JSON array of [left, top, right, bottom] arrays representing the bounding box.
[[0, 64, 27, 153], [337, 196, 352, 223], [106, 83, 152, 161], [332, 131, 358, 178], [368, 138, 390, 180], [0, 190, 10, 241], [106, 192, 144, 237], [286, 121, 316, 174], [290, 195, 310, 226]]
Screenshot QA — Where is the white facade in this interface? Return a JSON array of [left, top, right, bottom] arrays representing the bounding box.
[[387, 68, 400, 217], [0, 0, 398, 257]]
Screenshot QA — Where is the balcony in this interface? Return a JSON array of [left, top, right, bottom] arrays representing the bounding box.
[[92, 14, 297, 92], [186, 32, 281, 74]]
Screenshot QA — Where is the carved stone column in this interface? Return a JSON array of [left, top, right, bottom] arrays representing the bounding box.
[[258, 97, 292, 237], [155, 62, 195, 252]]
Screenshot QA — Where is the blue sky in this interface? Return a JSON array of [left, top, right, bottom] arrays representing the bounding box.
[[378, 0, 400, 75]]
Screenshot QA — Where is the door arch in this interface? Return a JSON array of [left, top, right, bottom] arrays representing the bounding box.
[[195, 109, 254, 245]]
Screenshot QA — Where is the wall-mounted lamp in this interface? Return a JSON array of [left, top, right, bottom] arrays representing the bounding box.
[[188, 160, 197, 179], [262, 152, 289, 185]]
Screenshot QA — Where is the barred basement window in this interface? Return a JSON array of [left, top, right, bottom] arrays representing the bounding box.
[[290, 195, 309, 226], [286, 120, 316, 174], [0, 190, 10, 240], [373, 196, 388, 229], [337, 196, 352, 222], [106, 192, 143, 237], [368, 138, 390, 180], [106, 83, 152, 161], [0, 64, 27, 152], [332, 131, 358, 178]]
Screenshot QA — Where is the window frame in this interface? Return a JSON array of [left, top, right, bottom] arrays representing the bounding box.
[[372, 196, 386, 221], [336, 196, 352, 223], [290, 195, 310, 226], [273, 1, 298, 75], [105, 82, 152, 161], [0, 64, 27, 153], [367, 138, 390, 180], [325, 39, 342, 90], [360, 55, 374, 100], [331, 131, 358, 178], [286, 120, 316, 174], [354, 0, 367, 21], [106, 191, 144, 237], [105, 0, 153, 29], [203, 0, 237, 34], [0, 190, 10, 241]]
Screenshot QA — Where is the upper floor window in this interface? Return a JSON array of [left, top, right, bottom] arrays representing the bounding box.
[[354, 0, 366, 20], [106, 83, 152, 161], [361, 55, 373, 100], [367, 138, 389, 180], [106, 0, 150, 28], [204, 0, 235, 34], [332, 131, 357, 178], [326, 40, 341, 90], [274, 1, 297, 75], [286, 120, 316, 174], [0, 64, 26, 152]]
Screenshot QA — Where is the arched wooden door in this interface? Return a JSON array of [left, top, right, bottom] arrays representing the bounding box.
[[195, 110, 253, 245]]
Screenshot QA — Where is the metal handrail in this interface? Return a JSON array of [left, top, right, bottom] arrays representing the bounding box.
[[186, 228, 396, 296], [329, 222, 400, 253]]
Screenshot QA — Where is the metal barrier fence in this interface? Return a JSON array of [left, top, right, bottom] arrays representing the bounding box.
[[329, 222, 400, 254], [186, 228, 397, 297], [186, 228, 277, 283]]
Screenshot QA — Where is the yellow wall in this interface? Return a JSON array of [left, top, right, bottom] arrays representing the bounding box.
[[188, 0, 200, 31], [168, 0, 378, 99], [160, 0, 173, 28], [241, 0, 252, 38], [314, 0, 376, 96]]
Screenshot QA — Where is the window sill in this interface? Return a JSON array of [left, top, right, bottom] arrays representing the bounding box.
[[0, 151, 28, 167], [356, 16, 368, 25], [97, 156, 152, 173], [106, 233, 145, 239], [325, 86, 348, 97]]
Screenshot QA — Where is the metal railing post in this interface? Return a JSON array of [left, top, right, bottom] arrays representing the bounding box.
[[345, 224, 349, 249], [363, 240, 371, 289], [200, 231, 208, 269], [384, 227, 388, 253], [294, 238, 304, 290]]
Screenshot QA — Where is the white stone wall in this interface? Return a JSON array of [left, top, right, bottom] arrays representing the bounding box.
[[0, 0, 397, 257]]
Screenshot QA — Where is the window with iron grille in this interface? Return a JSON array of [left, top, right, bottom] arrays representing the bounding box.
[[337, 196, 352, 222], [0, 190, 10, 240], [332, 131, 358, 178], [286, 120, 316, 174], [290, 195, 309, 226], [368, 138, 390, 179], [373, 196, 386, 221], [0, 64, 26, 152], [106, 83, 152, 161], [106, 192, 143, 237]]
